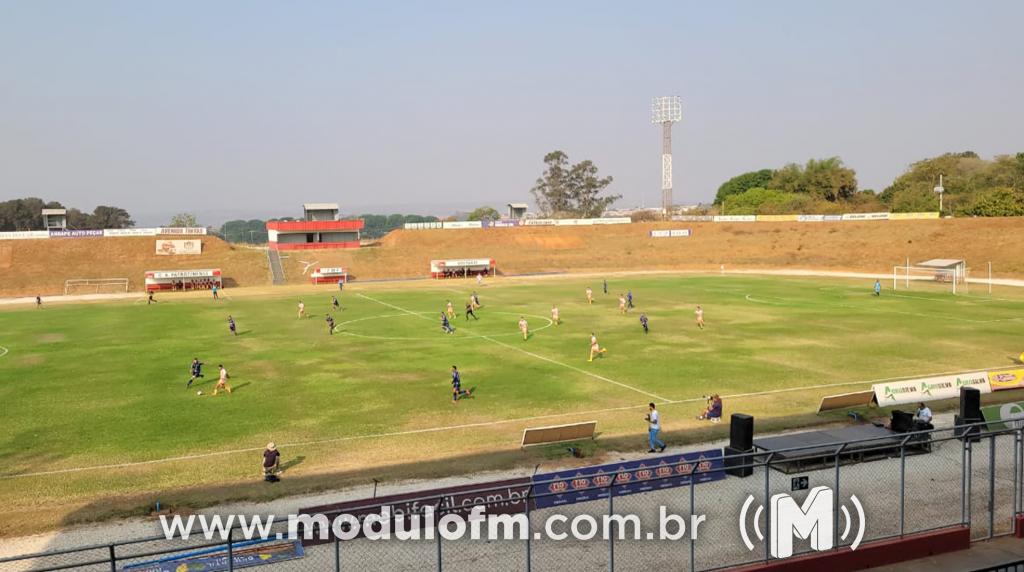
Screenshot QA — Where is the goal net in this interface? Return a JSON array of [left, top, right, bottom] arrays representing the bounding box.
[[64, 278, 130, 296], [892, 264, 968, 294]]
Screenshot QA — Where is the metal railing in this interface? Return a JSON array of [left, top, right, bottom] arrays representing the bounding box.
[[2, 422, 1021, 571]]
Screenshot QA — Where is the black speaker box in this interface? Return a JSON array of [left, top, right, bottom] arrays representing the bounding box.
[[891, 410, 914, 433], [960, 387, 981, 420], [723, 445, 754, 478], [730, 413, 754, 451], [954, 414, 982, 442]]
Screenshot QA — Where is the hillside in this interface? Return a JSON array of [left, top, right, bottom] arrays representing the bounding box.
[[0, 236, 269, 297], [279, 218, 1024, 282]]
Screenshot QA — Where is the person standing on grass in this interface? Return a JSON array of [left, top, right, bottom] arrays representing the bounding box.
[[695, 305, 705, 330], [464, 301, 478, 321], [228, 315, 237, 336], [476, 273, 483, 286], [518, 316, 529, 340], [212, 284, 219, 300], [148, 291, 157, 305], [646, 403, 666, 453], [262, 442, 280, 482], [551, 304, 560, 326], [618, 294, 627, 315], [640, 313, 649, 334], [213, 364, 232, 395], [332, 296, 340, 311], [297, 300, 306, 319], [603, 279, 608, 294], [326, 314, 336, 335], [451, 365, 472, 402], [627, 290, 634, 309], [441, 312, 455, 334], [588, 333, 607, 362], [446, 300, 457, 320], [187, 358, 204, 388], [35, 295, 41, 309], [874, 279, 881, 297], [338, 278, 344, 292], [586, 287, 593, 305]]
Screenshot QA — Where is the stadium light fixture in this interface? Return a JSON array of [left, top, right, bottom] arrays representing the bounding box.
[[651, 96, 682, 216], [933, 174, 945, 214]]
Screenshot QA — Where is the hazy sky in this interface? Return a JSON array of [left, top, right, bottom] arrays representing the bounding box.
[[1, 1, 1022, 225]]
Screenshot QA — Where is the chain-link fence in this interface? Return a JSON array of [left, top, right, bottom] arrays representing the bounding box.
[[2, 423, 1021, 572]]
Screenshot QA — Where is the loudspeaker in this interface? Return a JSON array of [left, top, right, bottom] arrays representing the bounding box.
[[960, 387, 981, 420], [954, 414, 982, 442], [891, 410, 914, 433], [723, 446, 754, 478], [730, 414, 754, 451]]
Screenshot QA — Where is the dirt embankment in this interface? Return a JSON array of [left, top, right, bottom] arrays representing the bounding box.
[[4, 218, 1023, 296], [0, 236, 269, 296], [281, 218, 1024, 281]]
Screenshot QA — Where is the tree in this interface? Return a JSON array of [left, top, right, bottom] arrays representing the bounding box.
[[957, 187, 1024, 217], [88, 206, 134, 229], [530, 150, 619, 217], [66, 208, 90, 229], [168, 213, 198, 228], [467, 206, 501, 221], [714, 169, 774, 205], [768, 157, 857, 201], [219, 219, 268, 243]]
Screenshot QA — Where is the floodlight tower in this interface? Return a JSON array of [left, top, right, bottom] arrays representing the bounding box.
[[651, 96, 682, 216], [934, 174, 945, 214]]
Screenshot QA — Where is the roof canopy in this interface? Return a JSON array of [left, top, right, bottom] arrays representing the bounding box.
[[303, 203, 339, 211], [917, 259, 965, 269]]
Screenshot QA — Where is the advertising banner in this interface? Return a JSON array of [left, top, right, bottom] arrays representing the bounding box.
[[650, 229, 692, 238], [555, 219, 588, 226], [155, 239, 202, 255], [797, 214, 827, 222], [158, 227, 207, 235], [0, 230, 50, 240], [49, 229, 103, 238], [524, 219, 556, 226], [104, 228, 158, 237], [531, 449, 725, 509], [755, 214, 799, 222], [592, 217, 631, 225], [823, 215, 843, 221], [484, 220, 519, 228], [841, 212, 890, 221], [671, 215, 714, 222], [441, 221, 483, 229], [872, 371, 991, 406], [889, 212, 940, 220], [124, 541, 304, 571], [713, 215, 756, 222], [403, 222, 443, 230], [988, 368, 1024, 391], [151, 269, 218, 279], [981, 401, 1024, 431]]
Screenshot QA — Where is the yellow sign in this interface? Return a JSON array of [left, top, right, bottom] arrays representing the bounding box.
[[988, 368, 1024, 391], [889, 212, 940, 220], [755, 214, 799, 222]]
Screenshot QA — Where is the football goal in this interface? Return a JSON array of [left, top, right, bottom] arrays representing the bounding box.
[[64, 278, 130, 296], [892, 259, 968, 294]]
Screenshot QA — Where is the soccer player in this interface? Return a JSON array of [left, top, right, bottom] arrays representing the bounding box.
[[518, 316, 529, 341], [603, 279, 608, 294], [451, 365, 472, 403], [588, 333, 607, 362], [186, 358, 204, 388], [212, 284, 219, 300], [627, 290, 634, 309], [618, 294, 627, 315], [874, 279, 881, 296], [228, 315, 237, 336], [470, 292, 481, 310], [446, 300, 456, 320], [332, 296, 340, 311], [35, 295, 41, 309], [326, 314, 335, 335], [213, 364, 232, 395], [298, 301, 306, 319], [440, 312, 455, 334], [476, 273, 483, 286], [640, 313, 649, 334], [586, 287, 593, 305], [695, 305, 705, 330], [147, 291, 157, 305], [464, 302, 478, 320], [338, 278, 344, 292], [551, 304, 560, 326]]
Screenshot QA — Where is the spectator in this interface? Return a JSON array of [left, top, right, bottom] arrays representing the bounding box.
[[697, 395, 723, 422], [914, 402, 933, 429], [645, 403, 666, 453], [262, 442, 280, 482]]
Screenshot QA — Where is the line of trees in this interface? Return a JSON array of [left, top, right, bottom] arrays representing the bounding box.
[[0, 198, 134, 231]]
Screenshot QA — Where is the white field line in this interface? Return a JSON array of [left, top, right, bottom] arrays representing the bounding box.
[[0, 346, 8, 358], [744, 294, 1024, 324], [358, 293, 668, 401], [0, 364, 1009, 481]]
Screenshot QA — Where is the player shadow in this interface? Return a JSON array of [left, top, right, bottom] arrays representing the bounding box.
[[230, 382, 251, 392], [235, 330, 252, 336], [278, 456, 306, 474], [1008, 355, 1023, 365]]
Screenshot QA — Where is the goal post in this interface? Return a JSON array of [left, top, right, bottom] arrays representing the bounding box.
[[892, 263, 967, 294], [64, 278, 130, 296]]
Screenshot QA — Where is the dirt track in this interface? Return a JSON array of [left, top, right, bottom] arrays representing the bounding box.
[[2, 218, 1023, 297]]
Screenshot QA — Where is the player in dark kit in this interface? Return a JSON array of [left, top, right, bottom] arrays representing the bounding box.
[[627, 291, 634, 309], [326, 314, 335, 335], [228, 315, 237, 335], [332, 296, 340, 310], [187, 358, 204, 388], [640, 313, 649, 334], [464, 302, 478, 321], [441, 312, 455, 334], [148, 291, 157, 305], [451, 365, 472, 402]]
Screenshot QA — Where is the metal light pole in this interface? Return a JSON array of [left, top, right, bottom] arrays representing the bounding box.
[[934, 174, 945, 215], [651, 96, 682, 216]]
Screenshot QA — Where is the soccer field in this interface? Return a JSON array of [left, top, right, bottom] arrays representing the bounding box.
[[1, 273, 1022, 533]]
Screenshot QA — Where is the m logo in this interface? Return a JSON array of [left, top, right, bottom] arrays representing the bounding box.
[[740, 486, 865, 558]]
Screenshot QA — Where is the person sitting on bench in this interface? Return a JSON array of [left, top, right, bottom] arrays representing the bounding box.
[[913, 402, 933, 430]]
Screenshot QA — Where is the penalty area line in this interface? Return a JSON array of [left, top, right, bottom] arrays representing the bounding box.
[[0, 346, 8, 358]]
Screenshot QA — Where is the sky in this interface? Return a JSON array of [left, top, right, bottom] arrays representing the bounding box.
[[1, 1, 1022, 226]]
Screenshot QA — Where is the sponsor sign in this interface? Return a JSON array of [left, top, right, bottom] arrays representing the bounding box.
[[155, 239, 202, 255], [49, 229, 104, 238], [554, 219, 586, 226], [124, 541, 304, 571], [672, 215, 714, 222], [872, 371, 991, 406], [650, 229, 692, 238], [432, 258, 492, 268], [841, 212, 890, 221], [315, 267, 346, 275], [889, 212, 940, 220], [988, 368, 1024, 391], [158, 227, 207, 235], [981, 401, 1024, 431], [403, 222, 443, 230], [755, 214, 799, 222], [523, 219, 556, 226], [797, 214, 826, 222], [531, 449, 725, 509], [300, 478, 531, 544], [483, 219, 519, 228], [713, 215, 756, 222], [151, 269, 218, 279], [823, 215, 843, 221], [592, 217, 631, 225], [0, 230, 50, 240], [441, 221, 483, 229], [104, 228, 158, 237]]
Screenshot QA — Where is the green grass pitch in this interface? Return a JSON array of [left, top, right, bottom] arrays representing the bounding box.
[[0, 273, 1021, 527]]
